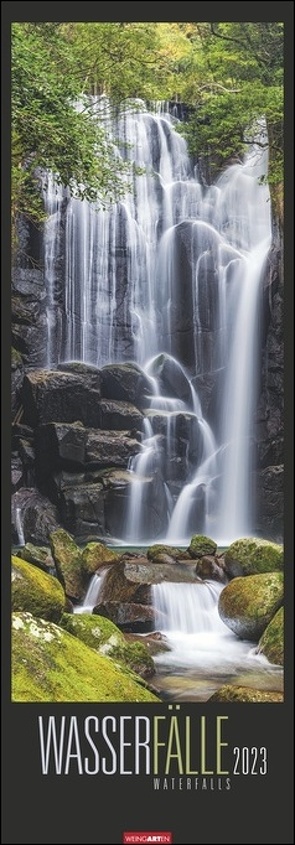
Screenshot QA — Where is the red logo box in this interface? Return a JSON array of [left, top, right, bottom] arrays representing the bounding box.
[[123, 834, 172, 844]]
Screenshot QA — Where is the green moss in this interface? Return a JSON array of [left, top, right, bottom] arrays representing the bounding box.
[[50, 528, 85, 601], [11, 347, 23, 370], [122, 640, 154, 678], [18, 543, 54, 572], [225, 537, 283, 577], [218, 572, 284, 640], [188, 535, 217, 558], [258, 607, 284, 666], [12, 612, 159, 702], [82, 542, 119, 576], [147, 545, 182, 561], [60, 613, 154, 678], [209, 685, 283, 702], [12, 556, 65, 623]]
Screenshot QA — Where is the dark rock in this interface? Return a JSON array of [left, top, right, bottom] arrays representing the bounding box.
[[35, 422, 140, 475], [191, 372, 217, 417], [101, 363, 154, 406], [85, 429, 141, 467], [99, 399, 143, 431], [254, 232, 283, 539], [58, 482, 105, 539], [11, 455, 25, 492], [57, 362, 101, 380], [23, 369, 102, 428], [12, 321, 48, 368], [93, 601, 156, 632], [11, 268, 48, 366], [99, 559, 202, 607], [11, 348, 25, 422], [104, 472, 168, 540], [195, 556, 226, 582], [12, 267, 45, 300], [146, 353, 192, 404], [11, 488, 60, 546], [255, 466, 284, 542], [125, 631, 171, 656], [147, 544, 184, 562]]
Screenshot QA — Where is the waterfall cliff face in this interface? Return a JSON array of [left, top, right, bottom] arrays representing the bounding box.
[[39, 99, 272, 544]]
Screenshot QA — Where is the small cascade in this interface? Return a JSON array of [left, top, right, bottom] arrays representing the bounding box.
[[74, 571, 105, 614], [151, 579, 282, 694], [152, 580, 225, 634], [43, 173, 64, 367], [15, 506, 25, 546]]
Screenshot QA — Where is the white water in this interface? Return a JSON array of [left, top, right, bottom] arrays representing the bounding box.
[[43, 100, 272, 545], [74, 571, 104, 614], [15, 506, 25, 546], [151, 581, 282, 688]]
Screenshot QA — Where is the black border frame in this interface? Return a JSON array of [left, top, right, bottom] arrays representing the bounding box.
[[1, 3, 294, 843]]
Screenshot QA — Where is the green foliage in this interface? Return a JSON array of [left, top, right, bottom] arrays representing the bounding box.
[[11, 23, 129, 237], [12, 21, 284, 241], [179, 23, 283, 202]]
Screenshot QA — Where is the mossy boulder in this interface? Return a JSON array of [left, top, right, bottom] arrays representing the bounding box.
[[12, 612, 159, 702], [208, 685, 283, 702], [60, 612, 154, 678], [218, 572, 283, 640], [17, 542, 55, 574], [82, 542, 120, 576], [50, 529, 85, 601], [188, 535, 217, 559], [11, 556, 65, 623], [258, 607, 284, 666], [224, 537, 283, 578]]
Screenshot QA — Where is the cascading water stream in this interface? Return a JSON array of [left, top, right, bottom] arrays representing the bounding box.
[[43, 99, 271, 545], [151, 580, 282, 700], [74, 570, 106, 614]]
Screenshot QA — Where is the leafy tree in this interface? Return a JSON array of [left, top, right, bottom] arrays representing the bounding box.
[[11, 21, 284, 245], [177, 23, 283, 224], [11, 23, 129, 245]]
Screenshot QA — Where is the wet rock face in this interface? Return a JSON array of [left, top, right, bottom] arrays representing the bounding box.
[[254, 231, 284, 541], [35, 422, 141, 474], [11, 488, 60, 546], [101, 363, 154, 406], [11, 267, 48, 367], [23, 369, 102, 428], [11, 348, 25, 422], [93, 601, 156, 632]]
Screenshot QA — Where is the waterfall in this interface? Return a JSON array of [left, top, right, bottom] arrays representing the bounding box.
[[15, 506, 25, 546], [74, 571, 105, 614], [150, 579, 282, 688], [43, 99, 271, 545], [152, 580, 225, 634]]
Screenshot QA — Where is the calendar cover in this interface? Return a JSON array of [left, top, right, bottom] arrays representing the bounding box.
[[2, 2, 293, 843]]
